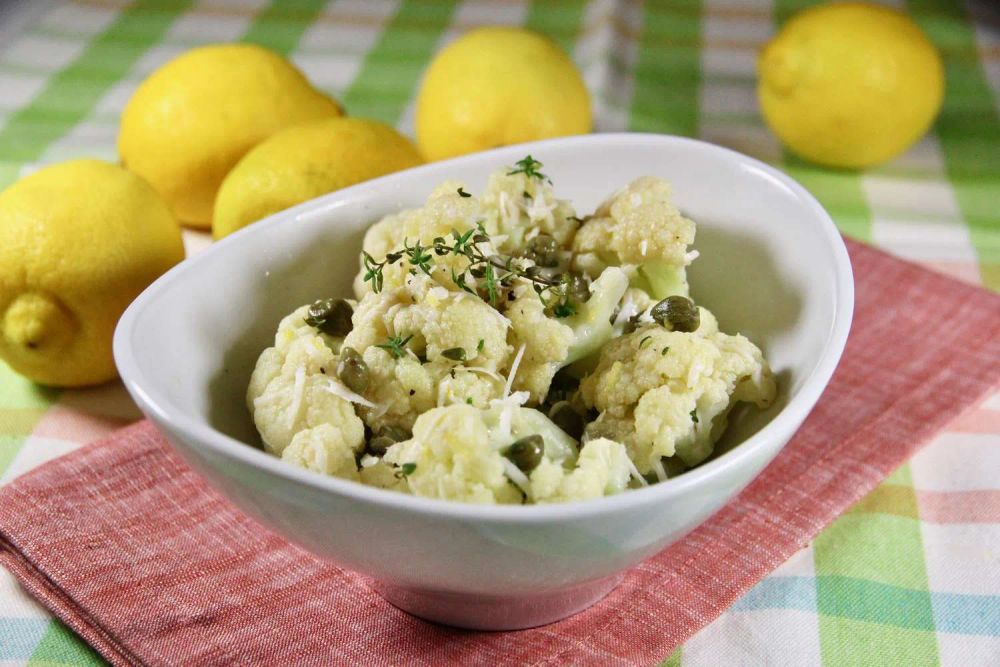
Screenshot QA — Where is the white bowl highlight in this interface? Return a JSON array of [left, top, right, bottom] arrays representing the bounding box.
[[114, 134, 853, 630]]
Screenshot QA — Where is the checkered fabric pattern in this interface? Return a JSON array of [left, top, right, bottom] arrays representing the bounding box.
[[0, 1, 997, 665]]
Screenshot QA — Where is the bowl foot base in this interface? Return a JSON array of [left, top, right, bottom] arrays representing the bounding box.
[[370, 574, 623, 630]]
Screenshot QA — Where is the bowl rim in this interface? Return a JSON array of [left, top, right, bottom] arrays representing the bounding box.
[[114, 132, 854, 524]]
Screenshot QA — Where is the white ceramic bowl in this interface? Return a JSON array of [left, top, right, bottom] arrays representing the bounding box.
[[114, 134, 852, 630]]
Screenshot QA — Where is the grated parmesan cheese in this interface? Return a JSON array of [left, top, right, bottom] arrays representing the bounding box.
[[502, 458, 532, 497], [613, 298, 639, 328], [504, 343, 527, 397], [526, 192, 557, 221], [461, 366, 506, 385], [686, 358, 705, 389], [651, 457, 668, 483], [287, 367, 307, 428], [627, 456, 649, 486], [323, 378, 379, 409], [684, 249, 700, 264]]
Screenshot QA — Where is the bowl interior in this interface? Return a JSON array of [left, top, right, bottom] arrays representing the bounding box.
[[120, 135, 843, 468]]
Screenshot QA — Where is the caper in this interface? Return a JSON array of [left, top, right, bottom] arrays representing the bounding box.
[[337, 346, 369, 393], [569, 272, 591, 303], [651, 295, 700, 332], [505, 434, 544, 472], [530, 234, 558, 255], [525, 234, 560, 267], [305, 298, 354, 336], [367, 436, 395, 457], [442, 347, 466, 361], [548, 401, 584, 440]]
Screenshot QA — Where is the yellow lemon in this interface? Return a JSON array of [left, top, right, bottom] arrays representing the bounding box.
[[213, 118, 423, 239], [415, 27, 591, 161], [0, 160, 184, 387], [119, 44, 342, 228], [758, 2, 944, 169]]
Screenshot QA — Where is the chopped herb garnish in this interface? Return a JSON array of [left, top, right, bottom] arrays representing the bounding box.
[[400, 462, 417, 476], [507, 155, 549, 182], [662, 346, 670, 356], [457, 187, 471, 198], [442, 347, 467, 361], [466, 397, 473, 405], [376, 334, 413, 359], [483, 260, 498, 306], [362, 251, 384, 293], [477, 338, 485, 353], [553, 300, 576, 318], [690, 409, 699, 424], [639, 335, 652, 348], [405, 238, 433, 275]]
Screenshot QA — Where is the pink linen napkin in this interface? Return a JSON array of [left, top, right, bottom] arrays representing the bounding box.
[[1, 239, 999, 666]]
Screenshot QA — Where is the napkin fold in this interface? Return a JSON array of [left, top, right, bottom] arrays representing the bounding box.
[[2, 239, 999, 666]]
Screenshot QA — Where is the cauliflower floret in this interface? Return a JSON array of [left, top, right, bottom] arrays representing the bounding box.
[[436, 364, 506, 409], [341, 287, 399, 352], [384, 403, 594, 504], [248, 334, 365, 457], [389, 276, 510, 369], [505, 266, 629, 403], [580, 321, 775, 473], [359, 347, 436, 432], [573, 177, 695, 299], [262, 303, 346, 353], [341, 274, 512, 429], [282, 423, 361, 480], [384, 405, 522, 504], [359, 458, 409, 492], [530, 437, 632, 502], [355, 183, 493, 297], [480, 169, 580, 253], [505, 283, 574, 400]]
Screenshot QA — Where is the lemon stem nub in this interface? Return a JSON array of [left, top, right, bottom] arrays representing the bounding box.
[[2, 292, 77, 353]]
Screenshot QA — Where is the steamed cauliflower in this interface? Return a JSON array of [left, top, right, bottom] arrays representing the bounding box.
[[340, 271, 512, 430], [248, 161, 778, 505], [383, 404, 627, 504], [479, 165, 580, 251], [581, 324, 774, 475], [574, 176, 696, 299], [530, 438, 632, 503], [247, 310, 365, 468]]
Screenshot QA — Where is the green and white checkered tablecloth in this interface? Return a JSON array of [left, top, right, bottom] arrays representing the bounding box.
[[1, 1, 998, 665]]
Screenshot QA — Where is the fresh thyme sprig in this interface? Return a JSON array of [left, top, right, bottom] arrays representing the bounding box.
[[376, 334, 413, 359], [507, 155, 549, 182], [361, 225, 575, 312]]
